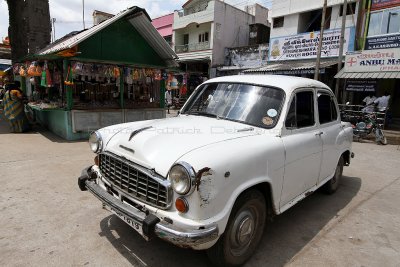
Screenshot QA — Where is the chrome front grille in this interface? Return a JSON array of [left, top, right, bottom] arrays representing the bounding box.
[[99, 153, 171, 209]]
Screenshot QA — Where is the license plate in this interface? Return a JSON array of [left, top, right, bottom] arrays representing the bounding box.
[[103, 204, 149, 241]]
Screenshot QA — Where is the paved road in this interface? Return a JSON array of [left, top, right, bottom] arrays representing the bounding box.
[[1, 117, 400, 267]]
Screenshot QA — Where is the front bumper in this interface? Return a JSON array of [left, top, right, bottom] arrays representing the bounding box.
[[78, 166, 219, 248]]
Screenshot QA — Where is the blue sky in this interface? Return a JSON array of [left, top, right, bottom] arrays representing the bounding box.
[[0, 0, 272, 42]]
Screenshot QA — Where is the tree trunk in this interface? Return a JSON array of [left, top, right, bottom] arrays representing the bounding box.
[[26, 0, 51, 54], [6, 0, 51, 63], [7, 0, 28, 63]]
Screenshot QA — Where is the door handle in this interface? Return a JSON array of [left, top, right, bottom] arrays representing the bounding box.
[[315, 131, 324, 136]]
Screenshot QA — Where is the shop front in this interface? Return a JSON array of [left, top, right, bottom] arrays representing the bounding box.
[[14, 7, 177, 140], [335, 48, 400, 120]]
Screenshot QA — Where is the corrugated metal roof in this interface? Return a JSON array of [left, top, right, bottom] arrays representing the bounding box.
[[335, 68, 400, 79], [38, 7, 139, 55], [37, 6, 178, 66], [243, 60, 337, 73]]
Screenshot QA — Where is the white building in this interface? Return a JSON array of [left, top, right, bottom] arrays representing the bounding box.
[[249, 0, 360, 85], [172, 0, 268, 80]]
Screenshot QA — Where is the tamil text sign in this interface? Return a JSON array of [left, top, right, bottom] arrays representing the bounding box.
[[344, 48, 400, 72], [345, 79, 377, 92], [366, 34, 400, 50], [269, 27, 355, 61]]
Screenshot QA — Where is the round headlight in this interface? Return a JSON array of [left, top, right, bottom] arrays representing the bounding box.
[[89, 131, 103, 153], [169, 163, 193, 195]]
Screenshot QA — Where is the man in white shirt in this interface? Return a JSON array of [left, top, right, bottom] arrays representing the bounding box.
[[362, 94, 376, 113], [374, 91, 390, 112]]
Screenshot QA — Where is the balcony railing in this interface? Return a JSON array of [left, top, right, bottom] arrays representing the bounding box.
[[175, 42, 210, 53]]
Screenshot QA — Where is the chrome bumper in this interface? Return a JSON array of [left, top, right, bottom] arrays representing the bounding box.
[[78, 167, 219, 248]]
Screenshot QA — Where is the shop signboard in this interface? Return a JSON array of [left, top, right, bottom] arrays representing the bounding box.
[[344, 48, 400, 72], [267, 69, 325, 75], [366, 34, 400, 50], [345, 79, 378, 92], [269, 27, 355, 61], [371, 0, 400, 10]]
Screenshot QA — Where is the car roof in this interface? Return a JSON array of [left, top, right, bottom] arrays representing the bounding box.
[[203, 75, 332, 93]]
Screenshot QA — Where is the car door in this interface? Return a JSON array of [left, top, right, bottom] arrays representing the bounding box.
[[316, 89, 342, 183], [280, 89, 323, 209]]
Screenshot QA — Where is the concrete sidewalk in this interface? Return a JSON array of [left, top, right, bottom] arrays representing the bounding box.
[[0, 115, 400, 267]]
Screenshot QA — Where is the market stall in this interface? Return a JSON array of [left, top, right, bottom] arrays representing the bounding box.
[[14, 6, 177, 140]]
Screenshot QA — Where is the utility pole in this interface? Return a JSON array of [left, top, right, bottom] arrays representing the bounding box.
[[314, 0, 328, 80], [82, 0, 85, 29], [334, 0, 348, 101], [51, 18, 56, 42]]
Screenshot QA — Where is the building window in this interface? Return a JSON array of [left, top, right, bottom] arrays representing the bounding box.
[[339, 2, 356, 16], [368, 8, 400, 36], [198, 32, 209, 43], [273, 17, 284, 28], [298, 8, 331, 33]]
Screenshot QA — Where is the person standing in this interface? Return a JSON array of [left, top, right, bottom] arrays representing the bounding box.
[[165, 89, 172, 114], [362, 93, 376, 113], [374, 91, 390, 112], [2, 81, 30, 133]]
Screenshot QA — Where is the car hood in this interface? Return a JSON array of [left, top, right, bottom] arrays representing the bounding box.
[[105, 115, 261, 176]]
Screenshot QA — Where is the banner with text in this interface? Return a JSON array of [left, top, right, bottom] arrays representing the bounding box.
[[345, 79, 378, 92], [366, 34, 400, 50], [344, 48, 400, 72], [269, 27, 355, 61]]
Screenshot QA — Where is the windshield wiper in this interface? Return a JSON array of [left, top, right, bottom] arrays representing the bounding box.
[[186, 111, 218, 118]]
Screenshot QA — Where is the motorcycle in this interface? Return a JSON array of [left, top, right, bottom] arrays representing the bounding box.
[[351, 112, 387, 145]]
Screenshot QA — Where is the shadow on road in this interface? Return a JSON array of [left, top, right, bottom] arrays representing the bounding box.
[[0, 112, 85, 143], [98, 175, 361, 267]]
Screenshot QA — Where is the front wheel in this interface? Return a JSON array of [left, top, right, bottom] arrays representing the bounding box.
[[207, 190, 266, 267], [376, 128, 387, 145]]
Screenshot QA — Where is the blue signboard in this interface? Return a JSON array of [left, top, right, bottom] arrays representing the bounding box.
[[366, 34, 400, 50]]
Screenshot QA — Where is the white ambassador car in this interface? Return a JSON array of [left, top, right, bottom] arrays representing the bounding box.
[[78, 75, 353, 266]]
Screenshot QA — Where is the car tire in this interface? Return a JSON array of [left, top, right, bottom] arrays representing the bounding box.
[[323, 156, 344, 194], [207, 190, 266, 267]]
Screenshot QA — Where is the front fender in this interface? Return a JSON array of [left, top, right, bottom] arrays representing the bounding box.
[[174, 134, 285, 234]]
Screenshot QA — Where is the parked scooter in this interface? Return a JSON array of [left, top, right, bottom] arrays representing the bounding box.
[[341, 102, 387, 145], [351, 111, 387, 145]]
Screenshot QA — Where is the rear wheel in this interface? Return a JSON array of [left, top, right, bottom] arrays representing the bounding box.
[[207, 190, 266, 267], [323, 156, 344, 194]]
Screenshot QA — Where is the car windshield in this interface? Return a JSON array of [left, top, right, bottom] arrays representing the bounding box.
[[182, 82, 285, 128]]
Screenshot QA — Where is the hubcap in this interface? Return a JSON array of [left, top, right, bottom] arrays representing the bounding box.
[[229, 209, 257, 256], [237, 217, 253, 244]]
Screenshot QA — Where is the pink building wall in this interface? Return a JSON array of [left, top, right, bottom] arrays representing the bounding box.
[[151, 13, 174, 37]]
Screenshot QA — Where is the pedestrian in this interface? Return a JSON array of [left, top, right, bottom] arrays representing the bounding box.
[[373, 91, 390, 112], [361, 93, 376, 113], [165, 89, 172, 114], [2, 81, 30, 133]]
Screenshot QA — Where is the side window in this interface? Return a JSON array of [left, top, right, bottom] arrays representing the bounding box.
[[318, 92, 338, 124], [285, 91, 315, 129]]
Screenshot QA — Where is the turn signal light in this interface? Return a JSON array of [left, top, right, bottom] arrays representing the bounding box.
[[175, 197, 189, 213], [94, 155, 99, 166]]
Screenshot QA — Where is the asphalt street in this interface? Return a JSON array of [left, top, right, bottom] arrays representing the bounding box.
[[1, 115, 400, 267]]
